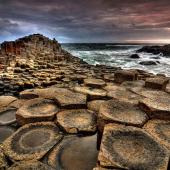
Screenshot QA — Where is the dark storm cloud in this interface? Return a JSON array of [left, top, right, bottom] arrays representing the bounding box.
[[0, 0, 170, 42]]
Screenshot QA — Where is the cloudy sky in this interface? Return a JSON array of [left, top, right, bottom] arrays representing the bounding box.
[[0, 0, 170, 43]]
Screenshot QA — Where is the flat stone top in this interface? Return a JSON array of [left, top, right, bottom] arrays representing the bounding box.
[[3, 122, 62, 161], [144, 119, 170, 151], [84, 78, 106, 87], [98, 123, 169, 170], [0, 108, 17, 125], [0, 96, 17, 108], [74, 86, 107, 97], [130, 87, 170, 99], [145, 77, 169, 84], [139, 96, 170, 113], [56, 109, 97, 133], [16, 98, 59, 117], [48, 135, 98, 170], [7, 161, 55, 170], [106, 85, 144, 105], [99, 100, 148, 127]]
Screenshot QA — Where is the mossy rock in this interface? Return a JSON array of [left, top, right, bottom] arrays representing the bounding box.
[[56, 109, 97, 134], [16, 98, 60, 125], [98, 124, 169, 170], [48, 135, 98, 170], [3, 122, 63, 161]]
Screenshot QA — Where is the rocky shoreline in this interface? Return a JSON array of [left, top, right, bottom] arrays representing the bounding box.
[[0, 34, 170, 170]]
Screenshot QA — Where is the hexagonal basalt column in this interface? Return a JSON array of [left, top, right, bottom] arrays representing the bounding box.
[[74, 86, 107, 100], [84, 78, 106, 88], [3, 122, 63, 161], [56, 109, 97, 134], [97, 100, 148, 149], [0, 108, 17, 125], [144, 119, 170, 151], [16, 98, 60, 125], [139, 96, 170, 120], [47, 135, 98, 170], [7, 161, 55, 170], [98, 124, 169, 170]]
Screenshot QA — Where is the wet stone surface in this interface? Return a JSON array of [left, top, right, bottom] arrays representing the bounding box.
[[3, 122, 63, 161], [48, 135, 98, 170], [0, 108, 17, 125], [0, 126, 16, 144], [98, 124, 169, 170]]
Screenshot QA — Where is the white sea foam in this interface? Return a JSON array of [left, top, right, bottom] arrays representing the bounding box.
[[62, 44, 170, 76]]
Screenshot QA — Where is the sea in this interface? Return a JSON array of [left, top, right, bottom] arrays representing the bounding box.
[[62, 43, 170, 76]]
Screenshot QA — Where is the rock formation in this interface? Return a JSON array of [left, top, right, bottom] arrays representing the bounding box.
[[0, 34, 170, 170], [137, 44, 170, 56]]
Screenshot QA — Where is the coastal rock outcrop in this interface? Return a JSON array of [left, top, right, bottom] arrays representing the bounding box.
[[137, 44, 170, 56]]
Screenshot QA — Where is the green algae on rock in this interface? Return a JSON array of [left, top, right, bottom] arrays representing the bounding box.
[[144, 119, 170, 151], [47, 135, 98, 170], [16, 98, 60, 125], [3, 122, 63, 161], [98, 124, 169, 170], [56, 109, 97, 134], [7, 161, 55, 170]]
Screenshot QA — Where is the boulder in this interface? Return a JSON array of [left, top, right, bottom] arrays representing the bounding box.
[[145, 77, 169, 90], [139, 61, 157, 65], [144, 119, 170, 152], [16, 98, 60, 125], [3, 122, 63, 161], [56, 109, 97, 134], [130, 54, 140, 59], [98, 124, 169, 170], [84, 78, 106, 88], [114, 70, 138, 83], [47, 135, 98, 170]]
